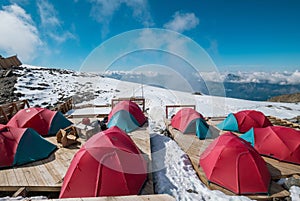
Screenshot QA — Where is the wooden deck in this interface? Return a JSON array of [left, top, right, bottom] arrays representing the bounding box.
[[128, 123, 154, 195], [207, 117, 300, 179], [165, 118, 299, 200], [0, 119, 154, 197], [0, 137, 80, 192]]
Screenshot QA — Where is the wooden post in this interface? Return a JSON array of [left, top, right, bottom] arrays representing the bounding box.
[[12, 187, 27, 197], [0, 107, 9, 123]]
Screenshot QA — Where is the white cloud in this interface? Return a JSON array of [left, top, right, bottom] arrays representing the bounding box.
[[9, 0, 29, 5], [201, 70, 300, 85], [37, 0, 75, 43], [0, 4, 42, 62], [37, 0, 60, 27], [135, 29, 189, 58], [164, 11, 199, 33], [88, 0, 153, 37]]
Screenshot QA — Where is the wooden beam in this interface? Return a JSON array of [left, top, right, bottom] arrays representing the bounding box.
[[0, 106, 9, 123], [12, 187, 27, 197], [111, 97, 146, 112], [165, 105, 196, 119]]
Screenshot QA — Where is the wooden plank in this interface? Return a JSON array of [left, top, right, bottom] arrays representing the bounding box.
[[0, 169, 9, 187], [267, 116, 300, 130], [0, 137, 79, 192], [165, 105, 196, 119], [129, 123, 154, 195], [12, 187, 27, 197], [41, 194, 175, 201], [12, 167, 30, 187], [111, 97, 145, 112], [43, 157, 65, 185], [0, 100, 30, 124], [35, 161, 58, 186], [6, 168, 20, 186], [264, 157, 300, 179], [0, 106, 9, 123]]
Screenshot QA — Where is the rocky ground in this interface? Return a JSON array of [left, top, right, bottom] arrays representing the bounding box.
[[0, 66, 76, 107], [0, 68, 20, 104], [268, 93, 300, 123], [268, 93, 300, 103]]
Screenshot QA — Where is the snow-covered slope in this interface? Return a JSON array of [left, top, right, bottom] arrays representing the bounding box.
[[15, 65, 300, 120], [11, 65, 300, 201]]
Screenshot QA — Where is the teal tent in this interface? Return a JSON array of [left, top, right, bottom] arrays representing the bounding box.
[[107, 101, 146, 133], [171, 108, 211, 140], [0, 125, 56, 168]]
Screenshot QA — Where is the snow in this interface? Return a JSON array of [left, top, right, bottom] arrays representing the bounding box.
[[290, 186, 300, 201], [14, 66, 300, 120], [6, 65, 300, 200], [66, 107, 110, 116], [150, 130, 251, 201]]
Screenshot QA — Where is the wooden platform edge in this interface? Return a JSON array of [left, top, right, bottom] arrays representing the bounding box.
[[267, 116, 300, 129], [35, 194, 175, 201]]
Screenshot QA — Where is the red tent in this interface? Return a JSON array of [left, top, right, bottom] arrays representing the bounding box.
[[107, 101, 146, 132], [59, 126, 147, 198], [171, 108, 204, 132], [200, 132, 270, 194], [7, 107, 72, 136], [234, 110, 272, 133], [241, 126, 300, 164], [109, 101, 146, 125], [171, 108, 210, 139], [0, 124, 56, 168]]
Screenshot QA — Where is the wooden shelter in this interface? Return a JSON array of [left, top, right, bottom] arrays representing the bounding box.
[[0, 55, 22, 69], [0, 100, 30, 124]]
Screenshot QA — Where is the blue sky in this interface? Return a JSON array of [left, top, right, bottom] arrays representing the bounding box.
[[0, 0, 299, 72]]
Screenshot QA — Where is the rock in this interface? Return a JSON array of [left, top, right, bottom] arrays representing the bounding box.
[[268, 93, 300, 103], [283, 176, 300, 189]]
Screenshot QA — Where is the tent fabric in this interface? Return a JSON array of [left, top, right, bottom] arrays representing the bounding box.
[[199, 132, 270, 195], [171, 108, 211, 139], [216, 113, 239, 132], [107, 101, 146, 133], [241, 126, 300, 164], [7, 107, 72, 136], [217, 110, 272, 133], [0, 125, 56, 168], [60, 126, 147, 198]]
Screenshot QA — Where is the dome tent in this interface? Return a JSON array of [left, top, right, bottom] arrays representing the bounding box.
[[59, 126, 147, 198], [200, 132, 271, 195], [241, 126, 300, 164], [107, 101, 146, 133], [171, 108, 211, 139], [217, 110, 272, 133], [7, 107, 72, 136], [0, 124, 56, 168]]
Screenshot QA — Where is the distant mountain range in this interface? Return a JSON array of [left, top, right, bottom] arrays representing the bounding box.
[[104, 71, 300, 101]]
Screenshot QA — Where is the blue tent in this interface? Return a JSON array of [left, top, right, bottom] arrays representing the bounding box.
[[171, 108, 211, 140], [217, 113, 239, 132], [107, 110, 141, 133]]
